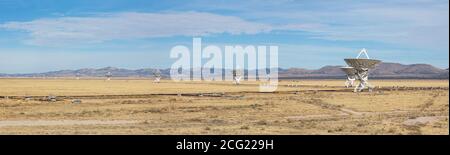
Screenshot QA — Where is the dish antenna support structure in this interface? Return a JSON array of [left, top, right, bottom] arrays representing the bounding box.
[[343, 48, 381, 92]]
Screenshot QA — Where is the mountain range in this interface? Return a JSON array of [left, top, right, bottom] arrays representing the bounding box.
[[1, 62, 448, 79]]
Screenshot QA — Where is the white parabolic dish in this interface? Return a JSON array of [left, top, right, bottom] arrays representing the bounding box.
[[344, 58, 381, 69], [340, 67, 357, 75]]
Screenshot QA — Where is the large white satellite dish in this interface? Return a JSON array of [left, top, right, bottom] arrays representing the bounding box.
[[342, 49, 381, 92]]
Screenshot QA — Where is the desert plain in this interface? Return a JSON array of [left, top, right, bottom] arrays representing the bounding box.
[[0, 78, 448, 135]]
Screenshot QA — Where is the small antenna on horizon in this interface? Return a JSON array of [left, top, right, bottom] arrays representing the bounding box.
[[232, 69, 242, 85], [75, 73, 81, 80], [105, 72, 112, 81], [153, 69, 161, 83]]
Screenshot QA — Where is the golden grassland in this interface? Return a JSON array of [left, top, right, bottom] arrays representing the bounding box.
[[0, 78, 448, 135], [0, 78, 448, 96]]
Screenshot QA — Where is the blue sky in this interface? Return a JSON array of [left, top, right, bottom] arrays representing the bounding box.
[[0, 0, 448, 73]]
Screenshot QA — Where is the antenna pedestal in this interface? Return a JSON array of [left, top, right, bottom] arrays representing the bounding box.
[[353, 69, 373, 92], [345, 75, 356, 88]]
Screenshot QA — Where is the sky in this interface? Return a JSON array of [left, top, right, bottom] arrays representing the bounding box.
[[0, 0, 448, 73]]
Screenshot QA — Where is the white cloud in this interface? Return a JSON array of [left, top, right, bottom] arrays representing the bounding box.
[[311, 4, 449, 49], [1, 0, 448, 51], [0, 12, 272, 46], [214, 0, 449, 50]]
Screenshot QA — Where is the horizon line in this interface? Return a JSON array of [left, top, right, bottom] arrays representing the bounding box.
[[1, 62, 448, 75]]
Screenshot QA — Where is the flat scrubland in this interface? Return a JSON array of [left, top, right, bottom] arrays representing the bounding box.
[[0, 78, 448, 135]]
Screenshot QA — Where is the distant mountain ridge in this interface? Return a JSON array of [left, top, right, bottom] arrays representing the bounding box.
[[1, 62, 448, 79], [279, 63, 449, 79]]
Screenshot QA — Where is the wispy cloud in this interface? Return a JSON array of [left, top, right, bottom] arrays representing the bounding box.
[[0, 12, 273, 46], [1, 0, 448, 50], [311, 5, 448, 49], [175, 0, 449, 50]]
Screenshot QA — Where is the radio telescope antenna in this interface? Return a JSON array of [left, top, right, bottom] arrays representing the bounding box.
[[105, 72, 112, 81], [75, 73, 81, 80], [265, 74, 271, 81], [340, 67, 356, 88], [232, 69, 242, 85], [343, 48, 381, 92], [153, 69, 161, 83]]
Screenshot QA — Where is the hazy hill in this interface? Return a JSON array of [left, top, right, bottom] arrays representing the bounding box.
[[1, 62, 448, 79], [280, 62, 448, 79]]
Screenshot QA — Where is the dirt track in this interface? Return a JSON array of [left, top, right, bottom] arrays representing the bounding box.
[[0, 120, 138, 127]]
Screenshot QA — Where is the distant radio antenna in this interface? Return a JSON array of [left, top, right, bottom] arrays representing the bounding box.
[[75, 73, 81, 80], [105, 72, 112, 81], [153, 69, 161, 83], [232, 69, 242, 85]]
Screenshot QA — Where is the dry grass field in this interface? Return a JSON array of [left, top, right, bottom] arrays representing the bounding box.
[[0, 78, 448, 135]]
